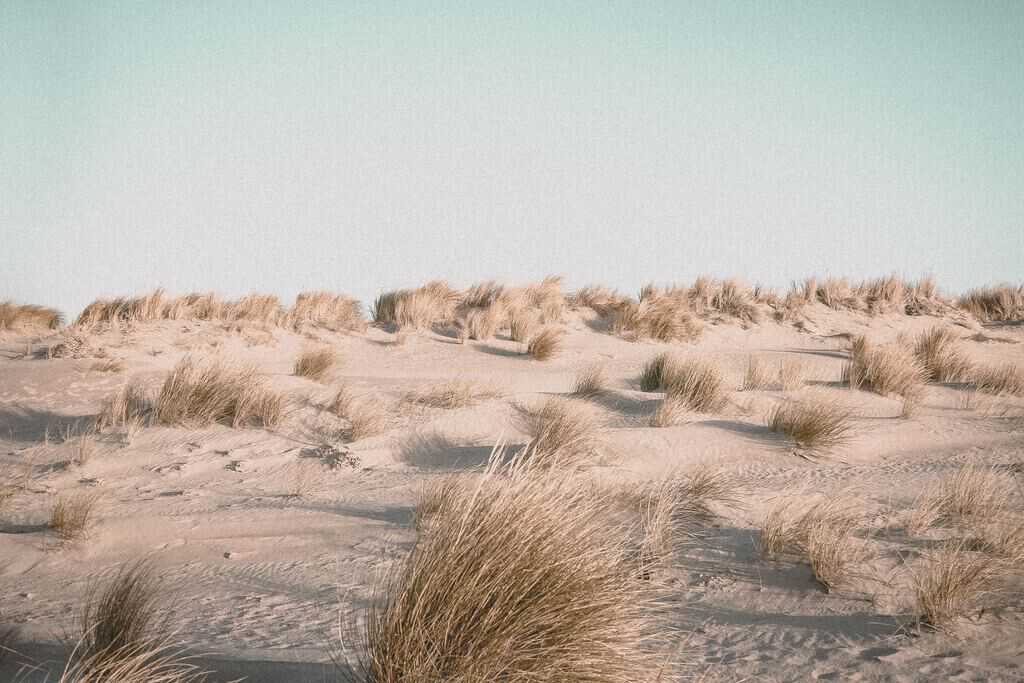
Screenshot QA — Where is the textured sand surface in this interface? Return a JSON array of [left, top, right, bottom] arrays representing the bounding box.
[[1, 306, 1023, 681]]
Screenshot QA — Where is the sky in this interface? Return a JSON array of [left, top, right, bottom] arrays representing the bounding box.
[[2, 1, 1022, 319]]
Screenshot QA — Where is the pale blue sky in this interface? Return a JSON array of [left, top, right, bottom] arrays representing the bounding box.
[[2, 1, 1022, 318]]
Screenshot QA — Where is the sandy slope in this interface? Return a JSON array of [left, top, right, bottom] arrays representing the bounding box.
[[1, 307, 1023, 682]]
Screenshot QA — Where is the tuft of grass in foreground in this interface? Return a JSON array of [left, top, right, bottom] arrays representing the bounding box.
[[50, 491, 100, 541], [910, 541, 1004, 631], [518, 397, 600, 469], [571, 363, 607, 398], [662, 358, 728, 413], [293, 347, 338, 382], [913, 326, 973, 383], [95, 383, 152, 432], [61, 560, 210, 682], [153, 356, 283, 429], [526, 327, 563, 361], [766, 397, 854, 455], [348, 450, 671, 682]]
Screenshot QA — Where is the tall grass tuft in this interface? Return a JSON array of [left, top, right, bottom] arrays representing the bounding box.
[[293, 347, 338, 382], [518, 397, 600, 469], [766, 397, 854, 456], [348, 449, 671, 682], [662, 358, 728, 413], [526, 327, 563, 361], [153, 356, 283, 429], [0, 301, 63, 331], [913, 326, 973, 382]]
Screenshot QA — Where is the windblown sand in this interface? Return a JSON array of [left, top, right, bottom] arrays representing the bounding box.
[[1, 306, 1022, 682]]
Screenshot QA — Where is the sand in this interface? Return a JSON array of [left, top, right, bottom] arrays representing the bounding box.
[[1, 305, 1023, 682]]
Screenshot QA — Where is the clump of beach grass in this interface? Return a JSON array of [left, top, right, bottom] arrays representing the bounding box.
[[293, 347, 338, 382], [571, 363, 607, 398], [662, 358, 728, 413], [348, 450, 671, 682], [913, 326, 973, 383], [526, 327, 563, 361], [153, 356, 283, 429], [766, 396, 854, 456]]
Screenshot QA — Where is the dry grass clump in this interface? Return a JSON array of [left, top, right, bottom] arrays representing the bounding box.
[[639, 352, 674, 392], [95, 383, 152, 432], [649, 396, 687, 428], [571, 285, 633, 317], [220, 293, 284, 324], [458, 304, 503, 342], [329, 386, 387, 442], [968, 518, 1024, 561], [508, 308, 538, 342], [402, 380, 499, 409], [293, 347, 338, 382], [50, 491, 100, 541], [518, 397, 600, 468], [843, 336, 927, 405], [372, 281, 461, 330], [639, 464, 745, 562], [571, 363, 607, 397], [913, 326, 973, 382], [741, 356, 775, 391], [350, 453, 670, 682], [959, 284, 1024, 322], [287, 291, 364, 331], [662, 358, 728, 413], [910, 541, 1004, 631], [75, 290, 171, 327], [0, 301, 63, 331], [61, 560, 210, 682], [711, 279, 761, 322], [766, 397, 854, 455], [972, 362, 1024, 396], [759, 497, 863, 592], [153, 356, 283, 429], [526, 326, 563, 360], [910, 463, 1016, 531], [815, 278, 861, 310], [609, 298, 702, 343]]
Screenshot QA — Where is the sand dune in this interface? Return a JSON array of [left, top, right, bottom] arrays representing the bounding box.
[[1, 279, 1023, 681]]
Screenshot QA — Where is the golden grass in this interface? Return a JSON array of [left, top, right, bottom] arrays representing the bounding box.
[[518, 397, 600, 468], [766, 397, 854, 455], [913, 326, 973, 382], [910, 541, 1004, 631], [759, 497, 863, 592], [663, 358, 728, 413], [508, 307, 538, 342], [50, 491, 100, 541], [351, 452, 670, 681], [60, 560, 210, 682], [571, 363, 607, 397], [329, 386, 387, 442], [610, 298, 702, 343], [95, 383, 152, 432], [402, 380, 499, 409], [372, 281, 461, 330], [959, 284, 1024, 322], [526, 326, 563, 360], [741, 356, 775, 391], [571, 285, 632, 317], [649, 395, 687, 427], [458, 305, 502, 341], [287, 291, 364, 331], [910, 463, 1016, 531], [639, 352, 674, 392], [972, 362, 1024, 396], [153, 356, 283, 429], [0, 301, 63, 331], [843, 336, 927, 406], [293, 347, 338, 382], [711, 279, 761, 322]]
